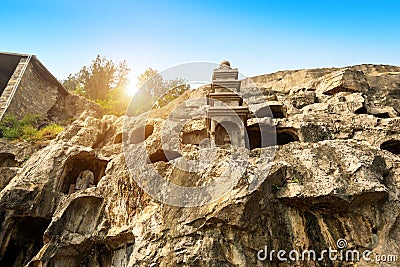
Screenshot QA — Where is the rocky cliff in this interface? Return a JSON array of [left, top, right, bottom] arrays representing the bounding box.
[[0, 64, 399, 266]]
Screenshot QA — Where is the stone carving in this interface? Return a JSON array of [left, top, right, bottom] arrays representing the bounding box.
[[75, 170, 95, 191], [219, 60, 231, 69], [206, 61, 249, 146]]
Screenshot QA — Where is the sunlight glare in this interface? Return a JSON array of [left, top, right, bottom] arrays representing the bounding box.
[[125, 82, 139, 96], [125, 86, 139, 96]]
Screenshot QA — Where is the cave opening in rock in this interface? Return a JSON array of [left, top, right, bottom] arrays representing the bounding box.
[[276, 128, 299, 145], [373, 112, 391, 118], [380, 140, 400, 155], [0, 217, 50, 267], [59, 152, 109, 194], [215, 123, 229, 146], [246, 124, 276, 149], [255, 105, 285, 119], [0, 153, 18, 167], [181, 129, 208, 145], [129, 124, 154, 144], [147, 149, 182, 164], [270, 105, 285, 118], [354, 106, 368, 114]]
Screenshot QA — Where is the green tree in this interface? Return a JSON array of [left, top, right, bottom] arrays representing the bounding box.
[[155, 78, 190, 108], [62, 55, 131, 115], [62, 73, 80, 94], [130, 68, 190, 115], [63, 55, 130, 101], [137, 67, 164, 97]]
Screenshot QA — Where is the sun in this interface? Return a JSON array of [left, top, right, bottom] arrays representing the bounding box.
[[125, 78, 139, 97], [125, 83, 139, 96], [125, 73, 143, 96]]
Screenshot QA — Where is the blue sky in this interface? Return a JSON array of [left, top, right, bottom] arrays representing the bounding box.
[[1, 0, 400, 90]]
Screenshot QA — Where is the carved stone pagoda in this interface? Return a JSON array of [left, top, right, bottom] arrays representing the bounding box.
[[206, 61, 249, 146]]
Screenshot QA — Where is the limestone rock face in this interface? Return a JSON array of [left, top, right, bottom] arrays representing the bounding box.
[[0, 64, 399, 266], [313, 69, 370, 95]]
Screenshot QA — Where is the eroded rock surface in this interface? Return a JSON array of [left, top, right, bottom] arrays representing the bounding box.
[[0, 64, 399, 266]]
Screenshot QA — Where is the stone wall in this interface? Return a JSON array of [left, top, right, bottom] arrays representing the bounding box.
[[0, 55, 30, 120], [5, 60, 59, 119], [2, 56, 103, 122]]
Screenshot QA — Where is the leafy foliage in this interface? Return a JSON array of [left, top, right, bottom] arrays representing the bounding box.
[[62, 73, 82, 95], [63, 55, 130, 101], [129, 68, 190, 115], [0, 115, 63, 142], [290, 178, 301, 183], [63, 58, 189, 116], [137, 68, 165, 97], [126, 88, 154, 116], [62, 55, 131, 115], [137, 68, 189, 99], [37, 124, 64, 140], [0, 114, 41, 140], [154, 81, 190, 108], [93, 87, 132, 116]]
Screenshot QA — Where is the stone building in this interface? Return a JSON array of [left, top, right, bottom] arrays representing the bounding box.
[[206, 61, 249, 146], [0, 52, 100, 122]]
